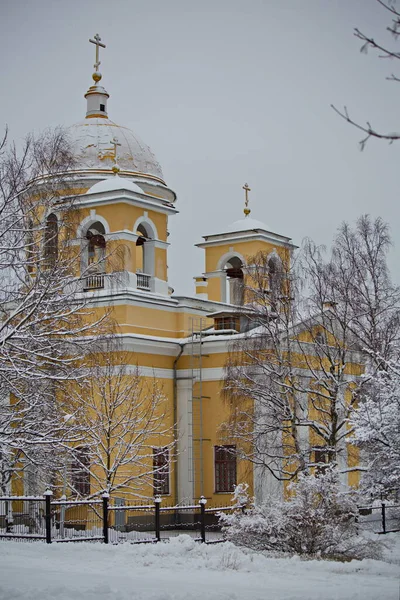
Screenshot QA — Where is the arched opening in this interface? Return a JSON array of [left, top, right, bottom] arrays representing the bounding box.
[[44, 213, 58, 267], [268, 256, 282, 309], [224, 256, 244, 305], [135, 222, 154, 290], [86, 222, 106, 271], [84, 222, 106, 290]]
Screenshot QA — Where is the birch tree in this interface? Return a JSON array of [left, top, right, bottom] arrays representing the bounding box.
[[351, 354, 400, 495], [0, 128, 110, 493], [223, 215, 400, 484]]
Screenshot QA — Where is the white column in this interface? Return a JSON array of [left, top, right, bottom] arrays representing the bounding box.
[[176, 377, 194, 504]]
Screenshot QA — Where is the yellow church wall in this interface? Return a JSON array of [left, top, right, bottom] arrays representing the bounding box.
[[190, 379, 253, 502], [155, 247, 167, 280], [61, 371, 175, 503]]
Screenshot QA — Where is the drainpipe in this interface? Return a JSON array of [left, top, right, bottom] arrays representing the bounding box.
[[173, 343, 184, 505]]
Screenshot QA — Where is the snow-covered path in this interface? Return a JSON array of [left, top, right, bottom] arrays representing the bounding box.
[[0, 535, 399, 600]]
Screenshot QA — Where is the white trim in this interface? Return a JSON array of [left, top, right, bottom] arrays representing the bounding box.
[[216, 251, 246, 271], [197, 232, 297, 250], [76, 193, 178, 216], [133, 215, 159, 240], [77, 213, 110, 238], [105, 230, 169, 249]]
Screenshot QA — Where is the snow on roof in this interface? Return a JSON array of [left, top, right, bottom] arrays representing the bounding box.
[[68, 118, 164, 179], [86, 176, 143, 195], [226, 216, 268, 233]]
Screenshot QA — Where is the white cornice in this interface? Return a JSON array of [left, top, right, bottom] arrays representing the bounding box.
[[196, 231, 297, 250], [106, 230, 169, 249], [74, 190, 178, 216]]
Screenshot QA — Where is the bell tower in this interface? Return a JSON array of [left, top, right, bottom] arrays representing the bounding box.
[[195, 185, 297, 304]]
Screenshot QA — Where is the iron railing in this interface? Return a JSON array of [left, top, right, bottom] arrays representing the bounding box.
[[83, 273, 105, 290], [136, 272, 151, 290]]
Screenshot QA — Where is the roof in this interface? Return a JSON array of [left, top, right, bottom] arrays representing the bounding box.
[[68, 118, 164, 180]]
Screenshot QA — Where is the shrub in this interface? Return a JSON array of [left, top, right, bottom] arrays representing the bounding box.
[[220, 469, 379, 559]]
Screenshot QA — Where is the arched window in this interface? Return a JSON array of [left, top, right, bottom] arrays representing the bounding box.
[[86, 221, 106, 273], [44, 213, 58, 267], [268, 257, 282, 308], [135, 222, 154, 290], [224, 256, 244, 305], [135, 223, 148, 273]]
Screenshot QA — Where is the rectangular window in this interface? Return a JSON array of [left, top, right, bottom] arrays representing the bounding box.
[[215, 317, 239, 331], [71, 447, 90, 497], [313, 447, 330, 475], [215, 445, 236, 493], [153, 447, 170, 495]]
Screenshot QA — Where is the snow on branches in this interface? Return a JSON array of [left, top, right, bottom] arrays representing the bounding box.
[[220, 471, 379, 559], [352, 358, 400, 495]]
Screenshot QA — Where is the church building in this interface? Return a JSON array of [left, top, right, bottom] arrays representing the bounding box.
[[16, 35, 362, 505]]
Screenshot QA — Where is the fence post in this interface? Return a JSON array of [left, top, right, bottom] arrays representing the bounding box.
[[59, 494, 66, 539], [154, 496, 162, 542], [381, 502, 386, 534], [44, 490, 53, 544], [199, 496, 207, 543], [102, 493, 109, 544]]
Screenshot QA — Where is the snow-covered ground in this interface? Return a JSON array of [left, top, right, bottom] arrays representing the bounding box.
[[0, 534, 399, 600]]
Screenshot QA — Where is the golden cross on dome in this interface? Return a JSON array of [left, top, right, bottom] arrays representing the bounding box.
[[243, 183, 251, 216], [110, 137, 121, 162], [110, 137, 121, 174], [89, 33, 106, 74]]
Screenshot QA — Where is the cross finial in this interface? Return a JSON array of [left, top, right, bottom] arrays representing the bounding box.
[[89, 34, 106, 83], [110, 137, 121, 174], [243, 183, 251, 216]]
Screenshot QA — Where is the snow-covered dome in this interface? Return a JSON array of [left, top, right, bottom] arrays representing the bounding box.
[[226, 216, 268, 233], [86, 175, 143, 195], [68, 118, 164, 180]]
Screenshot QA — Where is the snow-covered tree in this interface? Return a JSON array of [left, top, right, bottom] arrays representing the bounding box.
[[223, 216, 400, 486], [65, 337, 174, 499], [352, 356, 400, 496], [0, 128, 112, 493]]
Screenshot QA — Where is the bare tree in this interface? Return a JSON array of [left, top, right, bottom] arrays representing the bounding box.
[[64, 338, 174, 500], [0, 128, 113, 494], [222, 216, 400, 487], [332, 0, 400, 149]]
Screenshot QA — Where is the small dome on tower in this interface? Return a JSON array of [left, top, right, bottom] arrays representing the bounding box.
[[86, 176, 143, 195], [226, 216, 268, 233]]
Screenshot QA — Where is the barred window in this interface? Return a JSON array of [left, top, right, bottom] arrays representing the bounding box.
[[215, 445, 236, 493], [153, 447, 170, 495], [71, 447, 90, 497]]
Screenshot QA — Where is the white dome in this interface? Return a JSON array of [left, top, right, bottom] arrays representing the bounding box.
[[68, 118, 163, 180], [86, 176, 143, 195], [226, 216, 268, 233]]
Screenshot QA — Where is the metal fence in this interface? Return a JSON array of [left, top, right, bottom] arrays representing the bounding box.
[[357, 501, 400, 534], [2, 493, 398, 545], [0, 493, 232, 544]]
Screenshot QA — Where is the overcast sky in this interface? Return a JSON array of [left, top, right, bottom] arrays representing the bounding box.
[[1, 0, 399, 295]]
